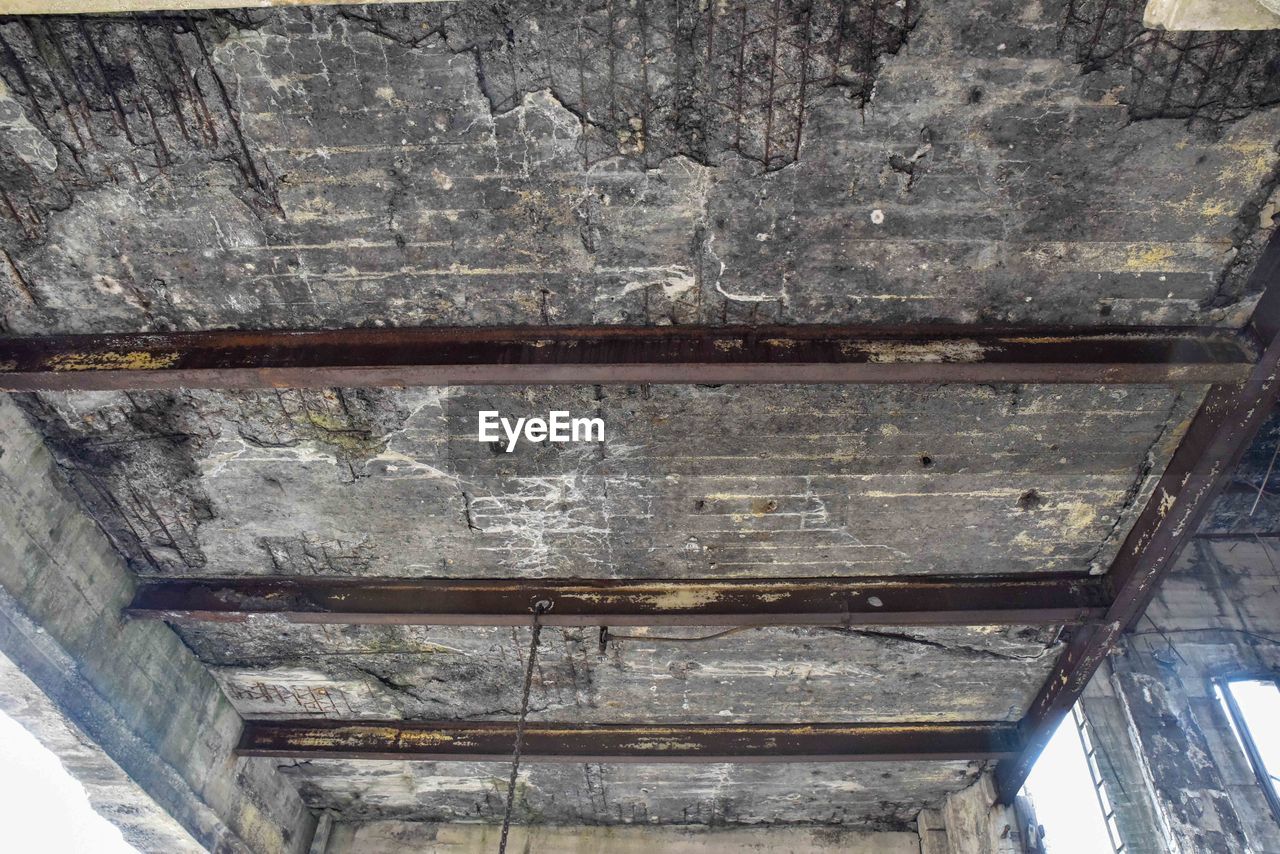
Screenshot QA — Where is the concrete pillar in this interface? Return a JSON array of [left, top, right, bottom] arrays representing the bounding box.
[[916, 773, 1040, 854], [1109, 647, 1251, 853], [1080, 664, 1175, 854]]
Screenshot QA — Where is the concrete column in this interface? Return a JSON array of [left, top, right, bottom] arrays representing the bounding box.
[[1080, 663, 1176, 854], [1109, 646, 1251, 853], [916, 773, 1039, 854]]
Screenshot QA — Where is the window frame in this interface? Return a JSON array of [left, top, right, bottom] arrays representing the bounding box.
[[1214, 675, 1280, 827], [1070, 704, 1127, 853]]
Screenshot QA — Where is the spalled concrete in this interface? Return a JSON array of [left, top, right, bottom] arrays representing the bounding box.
[[18, 383, 1196, 581], [0, 1, 1277, 336], [176, 622, 1062, 725]]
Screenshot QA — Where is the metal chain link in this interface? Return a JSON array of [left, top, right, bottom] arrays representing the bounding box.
[[498, 601, 549, 854]]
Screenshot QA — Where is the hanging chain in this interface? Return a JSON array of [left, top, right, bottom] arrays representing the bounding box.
[[498, 600, 550, 854]]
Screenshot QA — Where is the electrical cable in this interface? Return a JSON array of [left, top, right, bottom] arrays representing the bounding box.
[[498, 601, 549, 854]]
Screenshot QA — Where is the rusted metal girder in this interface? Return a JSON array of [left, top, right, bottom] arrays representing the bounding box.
[[0, 324, 1257, 390], [125, 574, 1110, 627], [995, 238, 1280, 802], [235, 720, 1022, 763]]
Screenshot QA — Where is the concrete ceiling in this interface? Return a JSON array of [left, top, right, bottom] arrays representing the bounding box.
[[2, 0, 1279, 835], [0, 0, 1277, 335]]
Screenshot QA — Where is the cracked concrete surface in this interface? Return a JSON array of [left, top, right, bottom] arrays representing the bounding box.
[[276, 758, 985, 827], [175, 622, 1062, 724], [0, 0, 1278, 334], [18, 383, 1197, 580]]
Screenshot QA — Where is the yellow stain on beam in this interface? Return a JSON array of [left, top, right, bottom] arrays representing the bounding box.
[[48, 351, 179, 372], [0, 0, 442, 13]]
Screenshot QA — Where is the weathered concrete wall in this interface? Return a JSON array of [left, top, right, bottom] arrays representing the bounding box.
[[0, 393, 315, 854], [1080, 666, 1172, 854], [0, 644, 204, 853], [1109, 652, 1252, 853], [317, 821, 921, 853]]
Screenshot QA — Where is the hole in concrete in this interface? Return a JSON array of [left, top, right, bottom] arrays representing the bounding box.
[[751, 498, 779, 514], [1019, 489, 1043, 510], [919, 454, 934, 468]]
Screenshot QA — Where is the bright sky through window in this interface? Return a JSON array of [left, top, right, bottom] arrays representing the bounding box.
[[1217, 678, 1280, 822], [1024, 708, 1117, 852], [0, 709, 138, 854]]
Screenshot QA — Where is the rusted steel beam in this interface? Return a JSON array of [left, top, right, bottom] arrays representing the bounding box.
[[996, 237, 1280, 803], [0, 324, 1257, 390], [125, 575, 1110, 627], [235, 720, 1022, 763]]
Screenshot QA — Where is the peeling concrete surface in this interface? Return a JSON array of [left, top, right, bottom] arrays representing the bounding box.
[[173, 622, 1063, 724], [275, 756, 982, 827], [17, 383, 1197, 580], [0, 1, 1277, 333]]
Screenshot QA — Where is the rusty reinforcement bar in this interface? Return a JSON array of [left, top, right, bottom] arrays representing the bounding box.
[[234, 720, 1023, 763], [0, 324, 1259, 390], [125, 574, 1111, 628]]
